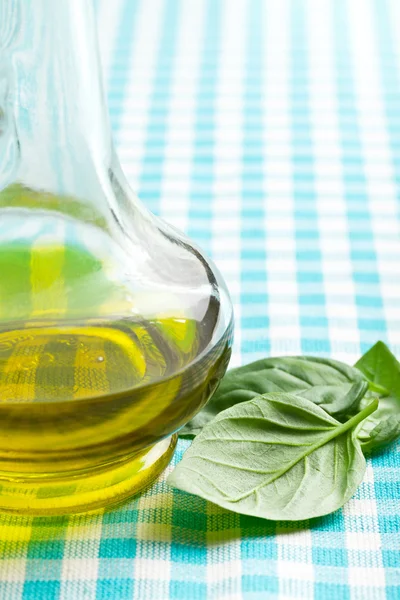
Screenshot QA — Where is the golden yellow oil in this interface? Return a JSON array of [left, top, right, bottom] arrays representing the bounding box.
[[0, 315, 230, 475], [0, 186, 233, 513], [0, 316, 231, 515]]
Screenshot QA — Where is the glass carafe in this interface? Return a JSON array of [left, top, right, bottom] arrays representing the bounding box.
[[0, 0, 233, 515]]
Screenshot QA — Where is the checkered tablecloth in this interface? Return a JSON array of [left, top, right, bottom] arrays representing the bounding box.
[[1, 0, 400, 598]]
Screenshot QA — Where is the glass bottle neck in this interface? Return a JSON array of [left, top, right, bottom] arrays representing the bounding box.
[[0, 0, 112, 201]]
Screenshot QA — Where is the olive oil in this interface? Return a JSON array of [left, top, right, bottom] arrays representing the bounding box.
[[0, 315, 223, 462], [0, 315, 231, 514]]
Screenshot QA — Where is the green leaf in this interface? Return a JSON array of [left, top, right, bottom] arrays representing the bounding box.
[[180, 356, 366, 437], [358, 415, 400, 453], [355, 341, 400, 450], [169, 393, 378, 521]]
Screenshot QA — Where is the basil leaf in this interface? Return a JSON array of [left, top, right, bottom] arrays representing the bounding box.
[[355, 341, 400, 450], [180, 356, 365, 437], [358, 415, 400, 453], [168, 393, 378, 521]]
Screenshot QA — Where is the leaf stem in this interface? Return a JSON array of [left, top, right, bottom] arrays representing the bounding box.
[[368, 381, 390, 397], [331, 398, 379, 436], [293, 399, 379, 466]]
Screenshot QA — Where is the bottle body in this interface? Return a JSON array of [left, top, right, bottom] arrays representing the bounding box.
[[0, 0, 233, 514]]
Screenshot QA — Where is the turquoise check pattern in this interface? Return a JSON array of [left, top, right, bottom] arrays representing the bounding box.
[[1, 0, 400, 598]]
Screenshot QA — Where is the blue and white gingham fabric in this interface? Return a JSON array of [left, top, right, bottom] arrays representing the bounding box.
[[1, 0, 400, 598]]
